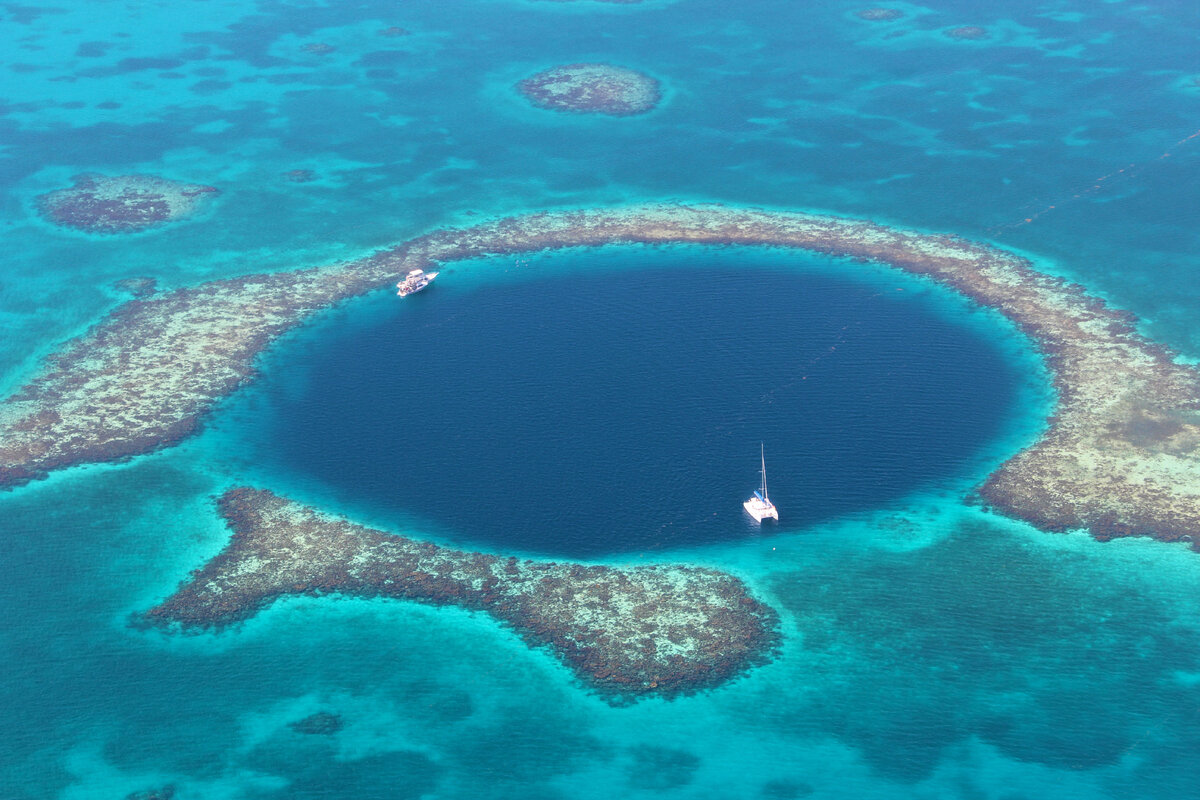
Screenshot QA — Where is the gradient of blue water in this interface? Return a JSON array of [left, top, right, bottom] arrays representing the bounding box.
[[4, 1, 1200, 798]]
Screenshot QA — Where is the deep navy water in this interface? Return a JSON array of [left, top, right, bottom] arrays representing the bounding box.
[[257, 251, 1028, 557], [5, 1, 1200, 798]]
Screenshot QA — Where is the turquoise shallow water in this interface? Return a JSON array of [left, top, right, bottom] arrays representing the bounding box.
[[4, 1, 1200, 797]]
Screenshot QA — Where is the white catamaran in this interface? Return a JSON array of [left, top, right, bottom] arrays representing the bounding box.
[[743, 443, 779, 523]]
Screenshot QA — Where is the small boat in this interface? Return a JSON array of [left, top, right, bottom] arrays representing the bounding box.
[[396, 268, 439, 297], [743, 443, 779, 523]]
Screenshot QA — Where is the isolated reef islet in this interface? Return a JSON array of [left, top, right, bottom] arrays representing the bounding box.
[[4, 204, 1200, 548], [36, 174, 218, 234], [142, 488, 780, 703], [517, 63, 661, 116]]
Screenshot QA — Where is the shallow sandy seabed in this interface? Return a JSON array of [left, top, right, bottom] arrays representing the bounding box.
[[143, 488, 779, 703], [3, 203, 1200, 548]]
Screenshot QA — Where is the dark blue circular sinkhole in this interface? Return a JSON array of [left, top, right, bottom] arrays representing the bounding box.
[[252, 248, 1031, 558]]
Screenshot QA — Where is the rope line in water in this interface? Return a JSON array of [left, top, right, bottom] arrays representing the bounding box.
[[990, 125, 1200, 234]]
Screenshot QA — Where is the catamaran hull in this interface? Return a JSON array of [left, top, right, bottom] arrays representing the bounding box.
[[743, 499, 779, 523]]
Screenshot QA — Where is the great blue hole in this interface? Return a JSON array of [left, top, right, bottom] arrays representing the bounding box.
[[241, 246, 1033, 558]]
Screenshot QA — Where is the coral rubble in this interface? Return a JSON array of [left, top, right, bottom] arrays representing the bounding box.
[[517, 63, 661, 116], [143, 488, 780, 702], [4, 203, 1200, 547], [36, 174, 217, 234]]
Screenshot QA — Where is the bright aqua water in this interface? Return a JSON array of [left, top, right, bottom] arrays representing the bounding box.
[[4, 1, 1200, 798]]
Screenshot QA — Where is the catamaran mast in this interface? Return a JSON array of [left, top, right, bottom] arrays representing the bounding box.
[[760, 442, 768, 501]]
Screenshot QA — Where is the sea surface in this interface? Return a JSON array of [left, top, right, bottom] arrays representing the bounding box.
[[3, 1, 1200, 798]]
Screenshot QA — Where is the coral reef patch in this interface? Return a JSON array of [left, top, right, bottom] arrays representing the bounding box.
[[4, 203, 1200, 547], [288, 711, 345, 735], [517, 63, 661, 116], [142, 488, 780, 703], [945, 25, 988, 40], [856, 8, 904, 22], [36, 174, 218, 234]]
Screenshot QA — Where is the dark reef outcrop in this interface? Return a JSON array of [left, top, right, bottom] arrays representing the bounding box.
[[4, 203, 1200, 548], [142, 488, 780, 703], [517, 63, 661, 116], [288, 711, 345, 735], [36, 174, 217, 234]]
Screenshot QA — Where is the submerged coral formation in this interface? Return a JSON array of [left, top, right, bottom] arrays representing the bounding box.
[[36, 174, 217, 234], [112, 276, 158, 298], [3, 203, 1200, 547], [282, 169, 317, 183], [856, 8, 904, 21], [143, 488, 779, 702], [288, 711, 345, 735], [517, 63, 661, 116], [945, 26, 989, 40], [124, 788, 174, 800]]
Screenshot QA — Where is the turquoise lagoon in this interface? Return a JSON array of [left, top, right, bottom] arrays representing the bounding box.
[[4, 1, 1200, 798]]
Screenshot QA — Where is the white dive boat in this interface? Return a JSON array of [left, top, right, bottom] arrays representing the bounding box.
[[743, 443, 779, 523], [396, 268, 439, 297]]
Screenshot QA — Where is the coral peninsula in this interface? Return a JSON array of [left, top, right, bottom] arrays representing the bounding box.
[[517, 63, 661, 116], [36, 174, 217, 234], [4, 203, 1200, 547], [143, 488, 779, 702]]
